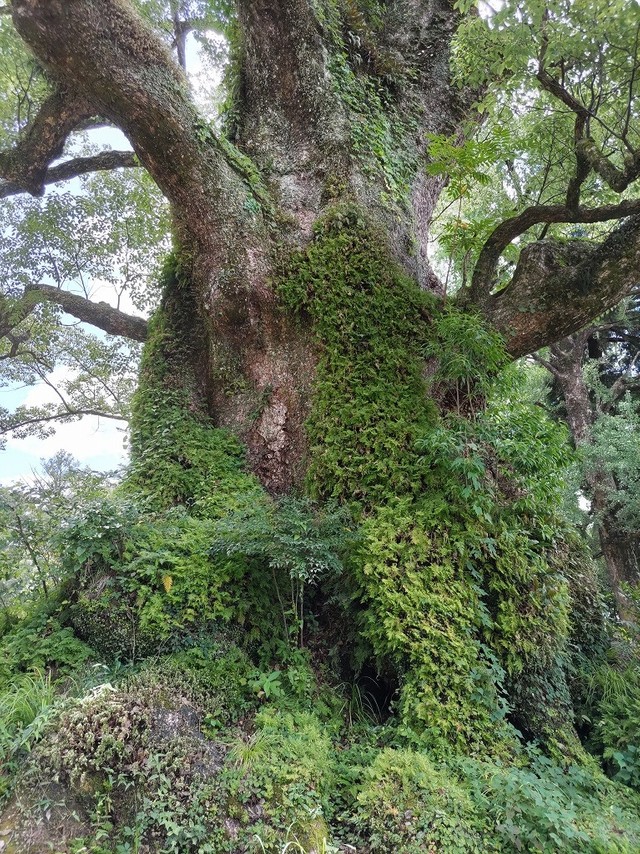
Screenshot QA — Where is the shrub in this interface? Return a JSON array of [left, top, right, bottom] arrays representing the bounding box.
[[349, 748, 495, 853]]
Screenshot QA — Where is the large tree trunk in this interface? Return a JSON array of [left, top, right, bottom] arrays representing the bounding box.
[[13, 0, 469, 493], [10, 0, 640, 493]]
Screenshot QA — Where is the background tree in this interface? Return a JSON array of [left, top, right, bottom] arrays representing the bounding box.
[[530, 299, 640, 619], [0, 451, 112, 614]]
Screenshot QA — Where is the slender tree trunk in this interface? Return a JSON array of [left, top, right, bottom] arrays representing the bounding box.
[[549, 334, 640, 620]]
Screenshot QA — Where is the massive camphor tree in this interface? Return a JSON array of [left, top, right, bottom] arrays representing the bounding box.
[[2, 0, 639, 485], [1, 0, 640, 759]]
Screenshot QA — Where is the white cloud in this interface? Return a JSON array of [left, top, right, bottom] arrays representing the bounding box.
[[7, 415, 128, 467]]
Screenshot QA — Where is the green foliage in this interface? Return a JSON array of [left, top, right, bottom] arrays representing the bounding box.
[[584, 394, 640, 535], [57, 489, 352, 664], [311, 0, 421, 209], [457, 750, 640, 853], [128, 395, 261, 512], [29, 671, 217, 853], [277, 204, 438, 506], [5, 651, 336, 853], [427, 0, 640, 292], [125, 255, 263, 512], [349, 748, 496, 853], [210, 498, 353, 648], [352, 500, 513, 754], [0, 611, 94, 686], [426, 127, 513, 198], [224, 708, 335, 852], [0, 670, 56, 799], [426, 308, 509, 413], [4, 638, 640, 853], [144, 642, 259, 726], [278, 207, 578, 753], [57, 496, 258, 659], [0, 454, 115, 611], [39, 275, 354, 664], [573, 656, 640, 791], [0, 168, 168, 445], [595, 678, 640, 790]]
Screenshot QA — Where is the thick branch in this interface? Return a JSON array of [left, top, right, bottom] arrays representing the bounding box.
[[0, 150, 138, 198], [472, 215, 640, 358], [23, 284, 148, 341], [10, 0, 229, 216], [0, 87, 94, 195], [469, 199, 640, 300], [12, 0, 270, 288]]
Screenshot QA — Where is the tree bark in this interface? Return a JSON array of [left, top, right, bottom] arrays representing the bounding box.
[[548, 333, 640, 621], [469, 215, 640, 358]]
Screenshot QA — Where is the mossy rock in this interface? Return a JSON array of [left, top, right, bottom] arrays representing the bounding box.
[[69, 573, 158, 662], [0, 652, 333, 853]]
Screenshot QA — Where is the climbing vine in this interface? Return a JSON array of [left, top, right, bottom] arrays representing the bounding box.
[[278, 204, 580, 754]]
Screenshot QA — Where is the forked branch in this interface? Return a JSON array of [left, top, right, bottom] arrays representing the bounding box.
[[0, 150, 139, 199], [0, 87, 95, 195]]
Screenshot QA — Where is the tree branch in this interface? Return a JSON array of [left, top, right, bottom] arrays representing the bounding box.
[[604, 351, 640, 412], [472, 215, 640, 358], [536, 67, 589, 121], [0, 407, 127, 437], [469, 199, 640, 300], [12, 0, 271, 280], [576, 137, 640, 194], [0, 150, 139, 199], [536, 65, 640, 195], [22, 284, 148, 341], [530, 353, 561, 378], [0, 87, 95, 195]]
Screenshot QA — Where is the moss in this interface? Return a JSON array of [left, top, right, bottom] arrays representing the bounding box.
[[222, 707, 336, 852], [350, 748, 497, 853], [125, 253, 263, 511], [70, 580, 158, 662], [276, 205, 580, 755], [310, 0, 423, 211], [277, 203, 438, 507]]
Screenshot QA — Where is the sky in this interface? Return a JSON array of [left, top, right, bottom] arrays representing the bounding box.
[[1, 126, 134, 484], [1, 33, 218, 486]]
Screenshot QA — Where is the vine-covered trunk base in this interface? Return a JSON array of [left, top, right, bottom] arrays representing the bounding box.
[[120, 206, 602, 758]]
